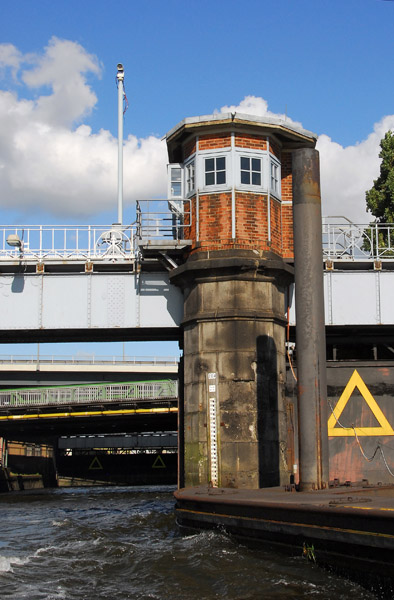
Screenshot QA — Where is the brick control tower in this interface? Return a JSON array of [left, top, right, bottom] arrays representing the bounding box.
[[166, 113, 317, 489]]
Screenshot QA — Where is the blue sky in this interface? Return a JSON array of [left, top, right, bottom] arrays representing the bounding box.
[[1, 0, 394, 358]]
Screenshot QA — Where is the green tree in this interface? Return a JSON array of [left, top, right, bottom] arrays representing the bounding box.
[[366, 130, 394, 221], [365, 130, 394, 255]]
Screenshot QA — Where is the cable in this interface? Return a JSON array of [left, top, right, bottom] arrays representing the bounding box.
[[328, 399, 394, 478], [287, 348, 297, 382]]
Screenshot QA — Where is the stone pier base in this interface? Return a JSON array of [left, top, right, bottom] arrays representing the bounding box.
[[171, 250, 293, 489]]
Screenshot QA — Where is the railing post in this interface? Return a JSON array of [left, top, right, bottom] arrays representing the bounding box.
[[39, 225, 43, 260]]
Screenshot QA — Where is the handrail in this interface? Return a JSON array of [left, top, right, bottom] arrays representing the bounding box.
[[135, 198, 191, 241], [2, 218, 393, 263], [0, 355, 179, 366], [0, 224, 135, 262], [322, 221, 394, 261]]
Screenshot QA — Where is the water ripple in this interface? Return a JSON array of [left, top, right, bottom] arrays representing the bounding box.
[[0, 486, 377, 600]]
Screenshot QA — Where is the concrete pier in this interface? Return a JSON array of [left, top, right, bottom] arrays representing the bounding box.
[[171, 250, 292, 488]]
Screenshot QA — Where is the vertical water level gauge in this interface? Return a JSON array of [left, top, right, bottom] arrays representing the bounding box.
[[207, 372, 219, 487]]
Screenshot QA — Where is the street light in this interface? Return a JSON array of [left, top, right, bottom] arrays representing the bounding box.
[[6, 234, 22, 248]]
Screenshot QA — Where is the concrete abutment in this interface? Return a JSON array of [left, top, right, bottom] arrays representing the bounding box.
[[171, 250, 293, 488]]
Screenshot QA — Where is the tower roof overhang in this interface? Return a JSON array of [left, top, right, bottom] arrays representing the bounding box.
[[166, 112, 317, 162]]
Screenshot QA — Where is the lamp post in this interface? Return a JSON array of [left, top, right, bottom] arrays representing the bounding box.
[[116, 63, 125, 225]]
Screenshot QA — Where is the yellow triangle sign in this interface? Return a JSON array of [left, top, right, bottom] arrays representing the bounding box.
[[152, 455, 166, 469], [328, 369, 394, 437], [88, 456, 103, 470]]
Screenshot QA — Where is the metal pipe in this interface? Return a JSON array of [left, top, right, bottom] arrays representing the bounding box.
[[195, 135, 200, 242], [231, 131, 236, 238], [116, 64, 125, 225], [266, 137, 271, 245], [292, 148, 329, 491]]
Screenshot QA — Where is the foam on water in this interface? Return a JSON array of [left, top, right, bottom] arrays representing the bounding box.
[[0, 554, 30, 573]]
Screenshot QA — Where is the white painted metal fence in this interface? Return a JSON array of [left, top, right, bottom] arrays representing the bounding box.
[[322, 219, 394, 261], [0, 225, 135, 262]]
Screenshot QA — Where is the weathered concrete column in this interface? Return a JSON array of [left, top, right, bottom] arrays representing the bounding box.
[[171, 250, 293, 489], [292, 148, 329, 490]]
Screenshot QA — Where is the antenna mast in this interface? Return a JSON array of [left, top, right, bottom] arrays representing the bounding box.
[[116, 63, 125, 225]]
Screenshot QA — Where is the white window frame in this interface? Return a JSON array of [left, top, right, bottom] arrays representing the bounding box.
[[204, 156, 226, 187], [184, 157, 195, 196], [197, 149, 231, 192], [236, 149, 265, 191], [270, 159, 281, 198], [167, 164, 184, 199]]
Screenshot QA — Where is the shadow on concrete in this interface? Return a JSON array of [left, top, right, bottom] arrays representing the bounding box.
[[257, 335, 280, 487]]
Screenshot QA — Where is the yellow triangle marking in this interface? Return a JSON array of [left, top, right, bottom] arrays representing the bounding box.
[[88, 456, 103, 470], [152, 455, 166, 469], [328, 369, 394, 437]]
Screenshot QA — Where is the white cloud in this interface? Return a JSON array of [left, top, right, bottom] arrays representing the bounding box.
[[0, 43, 23, 80], [217, 95, 303, 129], [217, 97, 392, 223], [0, 39, 391, 225], [317, 116, 394, 223], [0, 38, 167, 220]]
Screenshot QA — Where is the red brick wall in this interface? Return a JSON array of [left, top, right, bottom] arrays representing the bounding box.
[[281, 151, 292, 202], [178, 134, 295, 257], [270, 199, 282, 255], [184, 190, 295, 256], [235, 192, 268, 249], [281, 151, 294, 258], [281, 204, 294, 259], [198, 193, 232, 247], [199, 134, 231, 150], [234, 134, 267, 150]]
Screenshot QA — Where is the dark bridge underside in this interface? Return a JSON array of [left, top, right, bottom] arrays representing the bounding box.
[[0, 327, 182, 344], [0, 402, 178, 443]]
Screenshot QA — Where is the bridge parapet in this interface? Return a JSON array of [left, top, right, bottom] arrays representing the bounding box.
[[0, 354, 179, 367], [1, 224, 136, 266], [2, 216, 394, 270], [0, 200, 192, 271], [0, 380, 178, 410]]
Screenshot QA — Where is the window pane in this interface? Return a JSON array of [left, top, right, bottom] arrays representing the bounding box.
[[205, 158, 214, 172], [241, 157, 250, 170], [241, 171, 250, 184], [216, 171, 225, 185], [172, 168, 181, 182], [252, 158, 261, 172], [252, 172, 261, 185], [172, 182, 182, 196], [216, 157, 225, 171], [206, 172, 215, 185]]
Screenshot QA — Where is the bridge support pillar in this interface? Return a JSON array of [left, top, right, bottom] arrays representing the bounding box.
[[166, 111, 318, 489], [171, 250, 292, 489]]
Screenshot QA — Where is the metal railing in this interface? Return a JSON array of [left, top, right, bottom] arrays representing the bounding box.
[[0, 380, 178, 409], [3, 216, 393, 264], [0, 199, 191, 263], [0, 224, 135, 262], [0, 355, 179, 366], [322, 218, 394, 261], [135, 199, 191, 241]]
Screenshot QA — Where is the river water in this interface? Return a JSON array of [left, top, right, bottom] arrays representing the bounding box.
[[0, 486, 376, 600]]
